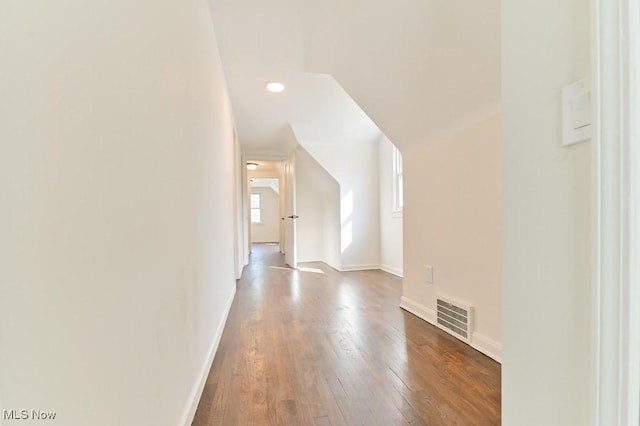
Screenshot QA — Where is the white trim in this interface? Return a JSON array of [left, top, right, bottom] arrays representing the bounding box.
[[592, 0, 640, 423], [180, 287, 236, 426], [400, 296, 502, 363], [380, 264, 403, 277], [470, 333, 502, 364], [294, 261, 389, 274], [400, 296, 437, 323], [339, 263, 380, 272]]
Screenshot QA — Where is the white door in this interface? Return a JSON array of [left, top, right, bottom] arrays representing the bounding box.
[[284, 154, 297, 268]]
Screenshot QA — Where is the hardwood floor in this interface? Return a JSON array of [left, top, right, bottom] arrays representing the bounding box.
[[192, 244, 501, 425]]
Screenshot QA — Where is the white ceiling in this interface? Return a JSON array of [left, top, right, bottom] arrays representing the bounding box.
[[208, 0, 500, 153]]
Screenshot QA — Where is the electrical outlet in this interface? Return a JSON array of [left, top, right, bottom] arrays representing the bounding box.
[[425, 265, 434, 284]]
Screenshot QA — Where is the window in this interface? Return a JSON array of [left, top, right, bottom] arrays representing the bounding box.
[[250, 193, 261, 223], [392, 145, 403, 212]]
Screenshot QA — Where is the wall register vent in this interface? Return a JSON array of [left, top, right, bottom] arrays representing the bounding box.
[[436, 296, 473, 343]]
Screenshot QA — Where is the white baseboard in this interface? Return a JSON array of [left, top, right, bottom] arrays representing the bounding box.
[[400, 296, 437, 323], [324, 261, 342, 271], [339, 263, 380, 272], [380, 264, 404, 277], [399, 296, 502, 364], [180, 286, 236, 426], [470, 332, 502, 363], [304, 262, 401, 277], [336, 262, 404, 277]]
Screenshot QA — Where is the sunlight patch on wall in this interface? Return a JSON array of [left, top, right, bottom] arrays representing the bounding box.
[[341, 190, 353, 253], [341, 190, 353, 222]]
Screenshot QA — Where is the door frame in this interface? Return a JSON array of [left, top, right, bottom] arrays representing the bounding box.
[[592, 0, 640, 423], [283, 153, 298, 269], [242, 156, 286, 252]]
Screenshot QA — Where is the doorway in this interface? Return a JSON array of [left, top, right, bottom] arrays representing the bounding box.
[[244, 158, 297, 269], [249, 177, 281, 246]]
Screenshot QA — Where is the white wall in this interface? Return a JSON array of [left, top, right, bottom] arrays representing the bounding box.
[[250, 187, 280, 243], [233, 134, 246, 279], [301, 140, 380, 270], [0, 1, 238, 425], [295, 147, 341, 267], [378, 136, 404, 277], [502, 0, 592, 424], [296, 179, 326, 262], [401, 115, 503, 361], [322, 189, 343, 270]]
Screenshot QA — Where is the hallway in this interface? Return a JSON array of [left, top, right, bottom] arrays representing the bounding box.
[[193, 244, 500, 425]]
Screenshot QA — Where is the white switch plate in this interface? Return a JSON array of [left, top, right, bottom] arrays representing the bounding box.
[[425, 266, 433, 284], [562, 78, 591, 146]]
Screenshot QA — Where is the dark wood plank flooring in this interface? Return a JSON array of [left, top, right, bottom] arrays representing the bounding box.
[[193, 244, 501, 425]]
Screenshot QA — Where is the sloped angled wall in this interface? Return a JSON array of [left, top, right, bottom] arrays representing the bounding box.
[[295, 146, 341, 269]]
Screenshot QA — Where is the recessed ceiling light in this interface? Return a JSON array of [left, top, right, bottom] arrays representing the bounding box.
[[266, 82, 285, 93], [246, 162, 259, 170]]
